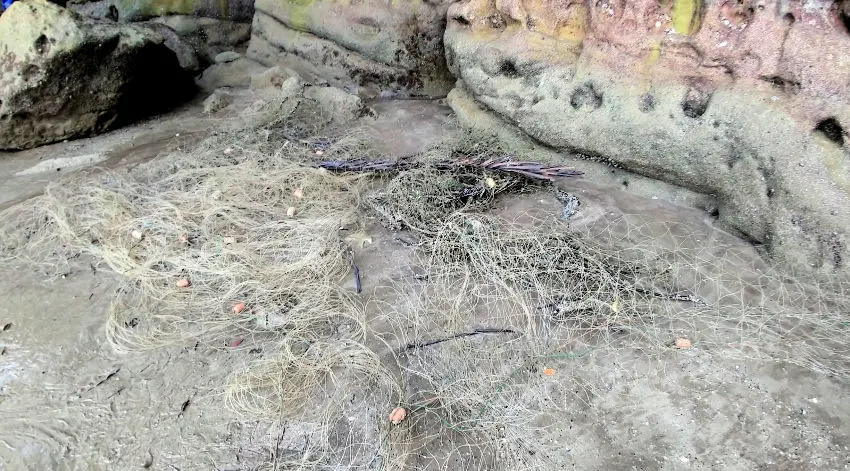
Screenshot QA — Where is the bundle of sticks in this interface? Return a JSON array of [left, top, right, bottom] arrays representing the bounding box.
[[317, 155, 583, 181]]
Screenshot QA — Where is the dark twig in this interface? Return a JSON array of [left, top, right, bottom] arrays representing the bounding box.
[[346, 249, 362, 294], [352, 262, 362, 294], [394, 237, 418, 247], [445, 156, 583, 181], [317, 155, 582, 181], [94, 368, 121, 388], [402, 328, 517, 352], [634, 287, 706, 305], [317, 157, 415, 173]]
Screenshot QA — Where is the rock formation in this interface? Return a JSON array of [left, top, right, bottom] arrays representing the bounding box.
[[246, 0, 455, 98], [149, 15, 251, 65], [0, 0, 194, 149], [443, 0, 850, 271], [67, 0, 254, 22], [3, 0, 850, 271]]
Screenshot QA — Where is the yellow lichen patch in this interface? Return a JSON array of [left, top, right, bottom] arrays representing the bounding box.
[[517, 31, 582, 65], [144, 0, 196, 16], [671, 0, 703, 36], [287, 0, 316, 32], [555, 3, 588, 43], [639, 40, 663, 89]]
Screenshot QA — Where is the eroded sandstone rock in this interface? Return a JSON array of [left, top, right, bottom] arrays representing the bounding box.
[[68, 0, 254, 22], [0, 0, 194, 150], [140, 21, 201, 72], [445, 0, 850, 271], [247, 0, 455, 98], [148, 15, 252, 64], [197, 57, 267, 91]]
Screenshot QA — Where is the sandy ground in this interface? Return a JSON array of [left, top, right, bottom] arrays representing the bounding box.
[[0, 89, 848, 470]]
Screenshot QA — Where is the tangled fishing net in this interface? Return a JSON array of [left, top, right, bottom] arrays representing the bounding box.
[[1, 82, 849, 470]]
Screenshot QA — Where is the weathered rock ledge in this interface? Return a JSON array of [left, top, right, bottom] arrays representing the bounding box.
[[445, 0, 850, 271], [246, 0, 455, 98], [0, 0, 194, 149]]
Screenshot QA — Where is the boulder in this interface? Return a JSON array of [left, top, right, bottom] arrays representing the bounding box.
[[68, 0, 254, 22], [246, 0, 454, 98], [444, 0, 850, 272], [214, 50, 241, 64], [303, 85, 371, 123], [249, 65, 299, 90], [196, 57, 267, 91], [202, 87, 233, 114], [0, 0, 195, 150]]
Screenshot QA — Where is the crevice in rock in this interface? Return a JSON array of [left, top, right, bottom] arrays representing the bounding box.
[[34, 35, 49, 55], [451, 14, 470, 26], [681, 88, 711, 118], [708, 207, 720, 220], [837, 0, 850, 34], [814, 117, 845, 146], [106, 5, 119, 21], [759, 75, 801, 94], [499, 59, 520, 78]]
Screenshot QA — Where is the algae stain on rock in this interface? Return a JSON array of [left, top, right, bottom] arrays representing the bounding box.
[[285, 0, 317, 32], [556, 3, 589, 43], [119, 0, 195, 17], [671, 0, 704, 36], [641, 41, 662, 80]]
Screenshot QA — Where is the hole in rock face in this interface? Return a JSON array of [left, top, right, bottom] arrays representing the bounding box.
[[570, 82, 603, 110], [783, 12, 795, 25], [759, 75, 801, 94], [838, 1, 850, 34], [107, 5, 119, 21], [34, 35, 49, 55], [638, 93, 655, 112], [499, 59, 520, 78], [452, 15, 470, 26], [681, 88, 711, 118], [814, 117, 845, 146]]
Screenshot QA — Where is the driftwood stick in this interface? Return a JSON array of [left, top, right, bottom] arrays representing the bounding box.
[[402, 328, 517, 352], [318, 155, 582, 181]]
